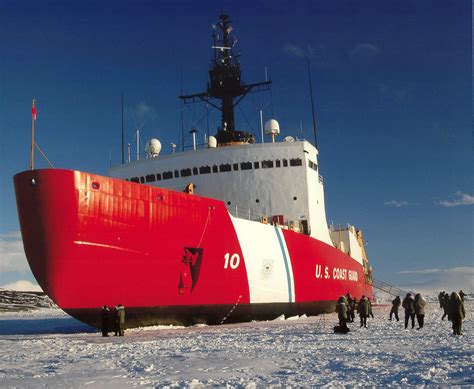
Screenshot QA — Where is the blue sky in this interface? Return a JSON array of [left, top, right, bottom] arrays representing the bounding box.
[[0, 0, 472, 292]]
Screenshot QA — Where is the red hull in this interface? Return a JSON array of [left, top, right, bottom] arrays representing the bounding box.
[[14, 169, 372, 327]]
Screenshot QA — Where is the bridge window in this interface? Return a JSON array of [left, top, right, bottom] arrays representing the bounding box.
[[233, 163, 239, 171], [193, 167, 198, 175], [262, 160, 274, 168], [139, 176, 145, 183], [145, 174, 156, 183], [174, 170, 180, 178], [308, 160, 318, 171], [181, 168, 192, 177], [276, 159, 281, 168], [212, 165, 218, 173], [290, 158, 302, 167], [199, 165, 211, 174], [131, 177, 140, 183], [283, 159, 288, 167], [156, 173, 162, 181], [254, 162, 260, 169], [163, 171, 173, 180], [240, 162, 252, 170], [219, 163, 232, 172]]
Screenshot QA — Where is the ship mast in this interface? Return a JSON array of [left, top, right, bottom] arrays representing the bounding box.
[[179, 13, 271, 146]]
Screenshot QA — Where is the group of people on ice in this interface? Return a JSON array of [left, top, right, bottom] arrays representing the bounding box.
[[390, 291, 466, 335], [390, 293, 427, 330], [336, 290, 467, 336], [437, 290, 466, 335], [335, 293, 373, 333], [100, 304, 126, 337]]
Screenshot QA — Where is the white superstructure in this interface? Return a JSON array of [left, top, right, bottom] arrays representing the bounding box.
[[109, 139, 334, 246]]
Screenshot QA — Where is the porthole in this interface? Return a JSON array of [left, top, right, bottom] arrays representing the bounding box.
[[92, 181, 100, 190], [293, 196, 297, 201], [227, 201, 231, 205], [256, 199, 260, 203]]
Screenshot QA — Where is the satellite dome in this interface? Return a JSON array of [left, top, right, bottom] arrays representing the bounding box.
[[264, 119, 280, 136], [284, 136, 295, 142], [264, 119, 280, 143], [208, 136, 217, 148], [145, 138, 162, 158]]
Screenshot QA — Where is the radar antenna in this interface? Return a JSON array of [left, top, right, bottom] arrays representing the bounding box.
[[179, 13, 271, 146]]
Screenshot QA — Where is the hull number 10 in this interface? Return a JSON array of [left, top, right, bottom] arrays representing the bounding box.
[[224, 253, 240, 269]]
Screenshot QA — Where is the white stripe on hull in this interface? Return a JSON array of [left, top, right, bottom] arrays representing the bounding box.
[[230, 215, 295, 304]]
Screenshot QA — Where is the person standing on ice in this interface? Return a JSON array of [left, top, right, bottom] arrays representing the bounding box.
[[113, 305, 120, 336], [414, 293, 426, 329], [402, 293, 416, 329], [116, 304, 126, 336], [438, 291, 445, 308], [350, 297, 357, 323], [389, 296, 401, 321], [101, 305, 110, 337], [367, 297, 374, 318], [449, 292, 465, 335], [441, 293, 450, 320], [459, 290, 466, 302], [358, 295, 369, 328], [336, 296, 350, 332], [345, 293, 354, 322]]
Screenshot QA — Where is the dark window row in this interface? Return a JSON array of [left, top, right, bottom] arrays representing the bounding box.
[[127, 158, 304, 183], [308, 160, 318, 171]]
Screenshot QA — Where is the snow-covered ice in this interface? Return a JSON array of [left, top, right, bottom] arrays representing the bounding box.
[[0, 302, 472, 387]]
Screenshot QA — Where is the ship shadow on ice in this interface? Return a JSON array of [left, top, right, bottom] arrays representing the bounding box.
[[0, 316, 96, 335]]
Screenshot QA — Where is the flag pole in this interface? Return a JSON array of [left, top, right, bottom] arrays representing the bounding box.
[[30, 98, 36, 170]]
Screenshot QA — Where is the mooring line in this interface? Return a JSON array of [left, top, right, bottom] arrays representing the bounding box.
[[220, 294, 242, 324]]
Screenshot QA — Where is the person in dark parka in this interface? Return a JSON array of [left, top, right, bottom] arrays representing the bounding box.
[[459, 290, 466, 302], [390, 296, 401, 321], [113, 305, 120, 336], [402, 293, 416, 329], [358, 295, 370, 328], [442, 293, 450, 320], [345, 293, 354, 322], [335, 296, 350, 333], [350, 297, 357, 323], [367, 297, 374, 318], [101, 305, 110, 337], [449, 292, 465, 335], [414, 293, 427, 329], [116, 304, 126, 336], [438, 291, 445, 308]]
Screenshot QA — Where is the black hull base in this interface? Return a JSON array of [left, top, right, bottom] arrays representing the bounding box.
[[65, 301, 336, 329]]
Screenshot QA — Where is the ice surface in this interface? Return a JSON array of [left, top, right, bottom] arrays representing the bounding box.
[[0, 302, 472, 387]]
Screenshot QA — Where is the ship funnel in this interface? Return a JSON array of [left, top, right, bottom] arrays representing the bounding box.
[[145, 138, 162, 158], [265, 119, 280, 143], [208, 136, 217, 148]]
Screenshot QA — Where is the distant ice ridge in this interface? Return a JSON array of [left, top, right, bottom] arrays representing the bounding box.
[[0, 289, 58, 313], [0, 302, 472, 387], [0, 280, 42, 292]]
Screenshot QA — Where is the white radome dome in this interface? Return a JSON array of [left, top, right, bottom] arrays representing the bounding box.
[[208, 136, 217, 148], [145, 138, 162, 158], [264, 119, 280, 136]]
